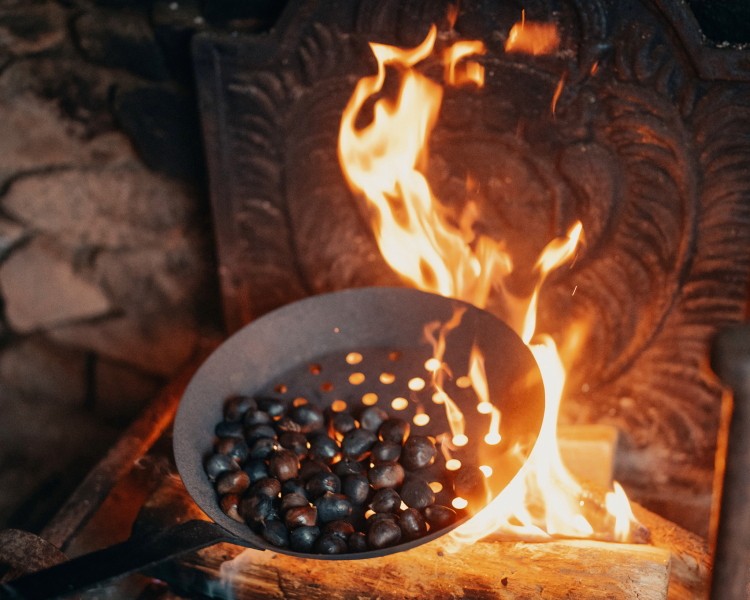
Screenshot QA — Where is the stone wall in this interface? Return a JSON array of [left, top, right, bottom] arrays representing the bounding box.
[[0, 0, 283, 531]]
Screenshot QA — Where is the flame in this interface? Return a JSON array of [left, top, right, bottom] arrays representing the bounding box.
[[338, 23, 643, 545], [446, 4, 459, 30], [444, 41, 486, 87], [607, 482, 638, 542], [468, 347, 502, 446], [520, 222, 582, 344], [551, 73, 566, 117], [448, 331, 598, 543], [339, 26, 513, 309], [504, 10, 560, 56], [424, 308, 468, 447]]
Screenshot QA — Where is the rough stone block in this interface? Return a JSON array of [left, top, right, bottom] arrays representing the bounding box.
[[0, 237, 111, 333], [0, 95, 86, 184], [2, 165, 213, 375], [94, 243, 211, 313], [72, 9, 169, 81], [0, 335, 88, 407], [94, 359, 162, 426], [0, 58, 124, 135], [0, 218, 26, 259], [0, 94, 136, 187], [50, 316, 199, 378], [113, 82, 204, 181], [2, 166, 199, 251], [0, 1, 67, 56]]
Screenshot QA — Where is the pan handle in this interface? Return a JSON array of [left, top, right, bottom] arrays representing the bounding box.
[[0, 519, 257, 599]]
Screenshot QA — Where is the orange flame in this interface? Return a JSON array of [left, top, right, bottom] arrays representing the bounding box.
[[505, 10, 560, 56], [551, 73, 566, 117], [469, 347, 503, 446], [521, 222, 583, 344], [444, 41, 486, 87], [446, 4, 459, 30], [424, 307, 468, 446], [338, 23, 643, 545], [338, 26, 513, 309]]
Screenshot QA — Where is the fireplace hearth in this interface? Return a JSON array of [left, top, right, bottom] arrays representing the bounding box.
[[192, 0, 750, 536], [0, 370, 712, 599], [0, 0, 748, 597]]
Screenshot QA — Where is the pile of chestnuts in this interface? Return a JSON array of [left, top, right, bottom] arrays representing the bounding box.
[[204, 394, 481, 554]]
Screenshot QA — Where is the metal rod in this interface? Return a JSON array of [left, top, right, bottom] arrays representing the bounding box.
[[0, 520, 246, 600], [710, 323, 750, 599], [39, 364, 199, 551]]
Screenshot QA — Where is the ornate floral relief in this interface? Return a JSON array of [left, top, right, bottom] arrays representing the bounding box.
[[195, 0, 750, 530]]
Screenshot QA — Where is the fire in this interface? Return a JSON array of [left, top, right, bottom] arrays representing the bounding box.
[[338, 21, 643, 545], [504, 10, 561, 56], [444, 41, 486, 87], [468, 347, 503, 446], [423, 306, 468, 446], [338, 25, 512, 309], [520, 221, 582, 345], [551, 73, 566, 117]]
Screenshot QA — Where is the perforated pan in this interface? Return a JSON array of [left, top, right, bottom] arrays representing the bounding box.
[[1, 287, 544, 599], [175, 286, 545, 558]]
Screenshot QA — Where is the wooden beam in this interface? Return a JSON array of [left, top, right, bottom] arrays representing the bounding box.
[[139, 424, 709, 600], [169, 536, 670, 600], [143, 477, 698, 600], [558, 424, 618, 488], [633, 505, 711, 600], [40, 354, 211, 551]]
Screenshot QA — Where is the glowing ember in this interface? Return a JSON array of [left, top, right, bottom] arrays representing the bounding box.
[[476, 402, 492, 414], [345, 351, 363, 364], [338, 20, 643, 546], [330, 399, 347, 412], [484, 432, 501, 446], [348, 372, 365, 385], [504, 11, 561, 56], [453, 434, 469, 447], [408, 377, 426, 391], [452, 497, 469, 509], [391, 396, 409, 410], [551, 73, 566, 116], [413, 411, 430, 426]]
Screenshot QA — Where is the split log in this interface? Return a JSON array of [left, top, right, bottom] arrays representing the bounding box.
[[138, 421, 708, 600], [142, 478, 699, 600], [172, 537, 670, 600], [633, 505, 711, 600], [558, 424, 618, 488]]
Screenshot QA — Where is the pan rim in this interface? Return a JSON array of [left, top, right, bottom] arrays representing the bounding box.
[[173, 286, 544, 559]]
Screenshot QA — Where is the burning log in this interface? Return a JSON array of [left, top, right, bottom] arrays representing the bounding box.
[[558, 424, 618, 488], [178, 536, 671, 600], [140, 426, 708, 600]]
